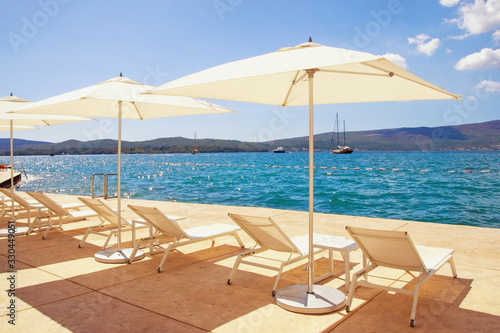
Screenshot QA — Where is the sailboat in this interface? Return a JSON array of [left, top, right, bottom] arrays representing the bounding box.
[[330, 113, 354, 154], [191, 132, 199, 155]]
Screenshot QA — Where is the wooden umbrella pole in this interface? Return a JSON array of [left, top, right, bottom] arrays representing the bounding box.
[[117, 101, 122, 249], [307, 69, 317, 294]]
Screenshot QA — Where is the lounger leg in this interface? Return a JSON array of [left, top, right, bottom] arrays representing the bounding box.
[[26, 209, 31, 232], [346, 267, 364, 312], [227, 251, 246, 285], [102, 230, 116, 250], [78, 228, 92, 248], [42, 217, 54, 239], [157, 245, 173, 273], [233, 231, 244, 248], [343, 250, 352, 291], [128, 239, 143, 264], [272, 262, 287, 297], [449, 256, 457, 278], [410, 285, 421, 327]]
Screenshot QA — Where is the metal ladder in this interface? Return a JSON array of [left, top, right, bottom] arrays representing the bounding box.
[[90, 173, 118, 199]]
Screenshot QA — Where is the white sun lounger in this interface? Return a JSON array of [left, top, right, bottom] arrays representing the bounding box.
[[227, 213, 354, 296], [128, 204, 244, 273], [26, 191, 97, 239], [0, 188, 47, 228], [78, 197, 149, 250], [345, 226, 457, 327]]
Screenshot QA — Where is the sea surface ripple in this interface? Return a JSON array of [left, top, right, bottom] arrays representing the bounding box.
[[12, 151, 500, 228]]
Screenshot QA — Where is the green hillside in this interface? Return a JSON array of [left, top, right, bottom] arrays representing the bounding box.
[[1, 120, 498, 155]]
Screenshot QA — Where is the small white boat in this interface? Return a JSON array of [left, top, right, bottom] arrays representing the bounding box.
[[272, 146, 286, 153]]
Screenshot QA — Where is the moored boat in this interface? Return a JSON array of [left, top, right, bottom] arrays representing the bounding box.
[[330, 113, 354, 154]]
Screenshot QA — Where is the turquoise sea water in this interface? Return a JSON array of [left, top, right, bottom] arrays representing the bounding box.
[[11, 151, 500, 228]]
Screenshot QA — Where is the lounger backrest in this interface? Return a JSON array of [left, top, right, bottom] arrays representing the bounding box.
[[128, 204, 189, 240], [228, 213, 298, 253], [78, 197, 121, 226], [346, 226, 426, 272], [0, 188, 31, 208], [26, 191, 67, 216]]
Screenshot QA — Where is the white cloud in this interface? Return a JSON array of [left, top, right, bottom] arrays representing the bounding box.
[[447, 33, 471, 40], [440, 0, 461, 7], [474, 80, 500, 93], [381, 53, 409, 69], [455, 47, 500, 69], [494, 29, 500, 44], [452, 0, 500, 35], [408, 34, 442, 56], [446, 48, 453, 53]]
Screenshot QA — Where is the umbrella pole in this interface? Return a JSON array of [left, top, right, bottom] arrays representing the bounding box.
[[117, 101, 122, 250], [93, 101, 145, 263], [275, 69, 346, 314], [307, 71, 315, 294], [10, 120, 15, 215]]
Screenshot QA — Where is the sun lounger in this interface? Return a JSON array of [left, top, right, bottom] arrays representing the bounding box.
[[0, 188, 49, 229], [345, 226, 457, 327], [227, 213, 354, 296], [26, 191, 97, 239], [128, 204, 244, 273], [77, 197, 150, 250]]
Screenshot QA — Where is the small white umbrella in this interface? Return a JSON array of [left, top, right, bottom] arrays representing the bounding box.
[[0, 94, 92, 236], [0, 125, 37, 131], [0, 125, 37, 237], [148, 39, 461, 313], [13, 74, 236, 263]]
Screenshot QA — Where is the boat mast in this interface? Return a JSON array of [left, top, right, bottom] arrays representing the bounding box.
[[336, 113, 340, 149], [343, 120, 346, 146]]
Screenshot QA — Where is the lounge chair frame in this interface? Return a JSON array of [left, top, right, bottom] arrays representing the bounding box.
[[227, 213, 346, 296], [26, 191, 97, 239], [0, 188, 48, 229], [78, 197, 148, 250], [345, 226, 457, 327], [128, 204, 244, 273]]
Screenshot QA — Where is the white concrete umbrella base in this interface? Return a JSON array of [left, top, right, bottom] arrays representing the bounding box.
[[94, 248, 145, 264], [275, 284, 346, 314], [0, 226, 29, 237]]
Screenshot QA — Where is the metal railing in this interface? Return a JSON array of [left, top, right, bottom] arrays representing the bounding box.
[[91, 173, 118, 199]]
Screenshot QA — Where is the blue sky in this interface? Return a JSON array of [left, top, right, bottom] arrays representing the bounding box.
[[1, 0, 499, 143]]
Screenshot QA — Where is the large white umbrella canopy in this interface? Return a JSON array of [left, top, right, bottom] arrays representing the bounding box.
[[150, 40, 459, 105], [148, 40, 461, 313], [0, 94, 92, 236], [13, 75, 236, 262]]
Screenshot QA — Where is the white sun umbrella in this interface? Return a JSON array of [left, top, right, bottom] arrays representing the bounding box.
[[148, 39, 461, 313], [0, 94, 93, 236], [12, 74, 236, 263], [0, 125, 37, 237]]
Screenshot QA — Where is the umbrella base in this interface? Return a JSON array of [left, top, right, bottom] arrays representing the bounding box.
[[0, 225, 29, 237], [94, 248, 145, 264], [275, 284, 346, 314]]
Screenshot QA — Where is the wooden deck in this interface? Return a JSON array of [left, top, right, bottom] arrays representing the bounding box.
[[0, 170, 21, 188]]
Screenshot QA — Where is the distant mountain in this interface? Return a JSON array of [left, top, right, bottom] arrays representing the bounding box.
[[2, 136, 269, 155], [0, 138, 51, 152], [269, 120, 500, 152], [1, 120, 499, 155]]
